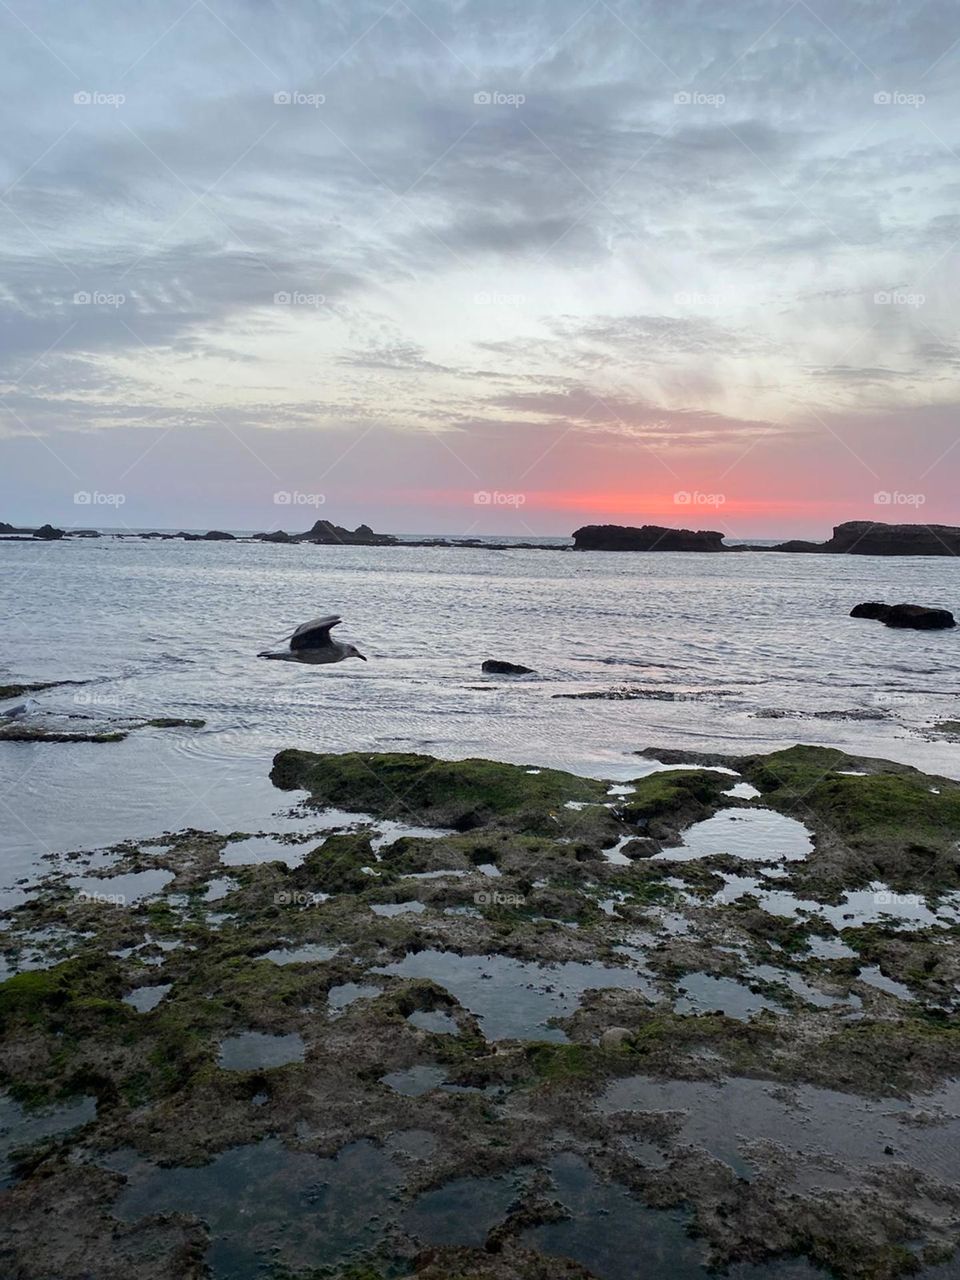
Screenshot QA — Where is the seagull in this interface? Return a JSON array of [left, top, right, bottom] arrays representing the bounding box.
[[258, 615, 367, 664]]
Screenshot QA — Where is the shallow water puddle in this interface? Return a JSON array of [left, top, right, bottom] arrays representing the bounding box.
[[655, 808, 813, 863], [715, 876, 960, 930], [369, 819, 453, 852], [260, 943, 339, 965], [380, 1065, 449, 1096], [327, 982, 379, 1014], [407, 1008, 459, 1034], [371, 900, 425, 917], [70, 868, 173, 905], [749, 963, 856, 1011], [109, 1137, 401, 1278], [122, 983, 171, 1012], [402, 1167, 532, 1247], [520, 1152, 705, 1279], [373, 950, 656, 1041], [674, 972, 782, 1020], [724, 781, 762, 799], [599, 1076, 960, 1186], [217, 1031, 305, 1070], [857, 965, 914, 1000], [0, 1091, 96, 1187], [204, 877, 237, 902]]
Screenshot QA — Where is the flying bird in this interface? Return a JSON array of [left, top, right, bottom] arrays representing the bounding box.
[[258, 615, 367, 664]]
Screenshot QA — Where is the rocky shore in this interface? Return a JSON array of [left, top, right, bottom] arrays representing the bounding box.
[[1, 744, 958, 1278], [5, 517, 960, 557]]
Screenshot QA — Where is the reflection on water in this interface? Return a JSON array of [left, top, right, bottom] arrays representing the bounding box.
[[217, 1031, 305, 1070], [373, 949, 656, 1041]]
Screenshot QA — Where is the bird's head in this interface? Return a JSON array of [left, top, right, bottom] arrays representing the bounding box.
[[345, 645, 367, 661]]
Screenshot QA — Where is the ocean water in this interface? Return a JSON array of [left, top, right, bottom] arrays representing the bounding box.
[[2, 536, 959, 882]]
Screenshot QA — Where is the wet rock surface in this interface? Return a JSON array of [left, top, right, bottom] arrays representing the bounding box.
[[0, 746, 958, 1278]]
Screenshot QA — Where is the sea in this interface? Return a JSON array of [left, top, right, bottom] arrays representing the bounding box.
[[2, 532, 959, 888]]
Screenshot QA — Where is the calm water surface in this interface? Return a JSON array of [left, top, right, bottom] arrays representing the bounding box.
[[2, 537, 959, 883]]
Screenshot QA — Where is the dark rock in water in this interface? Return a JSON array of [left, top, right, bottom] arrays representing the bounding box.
[[202, 530, 236, 541], [850, 602, 891, 620], [73, 529, 101, 538], [851, 601, 955, 629], [254, 530, 295, 543], [572, 523, 725, 552], [482, 660, 536, 675], [0, 521, 15, 533], [32, 524, 65, 540], [774, 521, 960, 556], [298, 519, 398, 546], [829, 521, 960, 556], [884, 603, 955, 630], [771, 539, 823, 553]]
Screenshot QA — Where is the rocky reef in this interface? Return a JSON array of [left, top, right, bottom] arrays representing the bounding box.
[[851, 602, 956, 629], [774, 521, 960, 556], [572, 524, 726, 552], [1, 744, 958, 1278]]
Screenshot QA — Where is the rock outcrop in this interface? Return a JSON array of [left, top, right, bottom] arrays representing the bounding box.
[[773, 522, 960, 556], [481, 660, 536, 675], [32, 524, 65, 540], [851, 602, 956, 630], [298, 520, 398, 546], [572, 524, 726, 552]]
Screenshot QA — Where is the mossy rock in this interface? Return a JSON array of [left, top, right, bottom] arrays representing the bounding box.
[[740, 745, 960, 888], [270, 750, 612, 834]]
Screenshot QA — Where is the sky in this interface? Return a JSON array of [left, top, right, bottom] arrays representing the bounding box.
[[1, 0, 959, 538]]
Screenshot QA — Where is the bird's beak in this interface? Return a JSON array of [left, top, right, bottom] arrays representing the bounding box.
[[356, 651, 367, 661]]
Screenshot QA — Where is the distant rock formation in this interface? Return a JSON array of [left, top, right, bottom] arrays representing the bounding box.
[[572, 524, 726, 552], [0, 521, 16, 533], [481, 659, 536, 675], [254, 530, 296, 543], [851, 602, 955, 630], [773, 522, 960, 556], [32, 524, 65, 540], [201, 530, 236, 540], [298, 520, 398, 546]]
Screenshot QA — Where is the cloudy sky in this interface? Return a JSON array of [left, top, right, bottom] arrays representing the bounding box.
[[1, 0, 958, 536]]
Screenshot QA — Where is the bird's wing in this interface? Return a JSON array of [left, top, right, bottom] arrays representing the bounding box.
[[289, 615, 342, 650]]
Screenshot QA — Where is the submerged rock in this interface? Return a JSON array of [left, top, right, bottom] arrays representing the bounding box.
[[482, 660, 536, 675]]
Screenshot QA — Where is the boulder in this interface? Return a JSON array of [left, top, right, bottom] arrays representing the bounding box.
[[850, 602, 891, 620], [254, 530, 295, 543], [851, 601, 955, 629], [884, 603, 955, 630], [482, 660, 536, 675], [599, 1027, 632, 1050], [572, 523, 726, 552], [202, 530, 236, 540], [32, 524, 65, 540]]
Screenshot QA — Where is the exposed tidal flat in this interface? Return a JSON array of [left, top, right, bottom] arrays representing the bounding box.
[[2, 539, 960, 1277], [1, 743, 960, 1278]]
